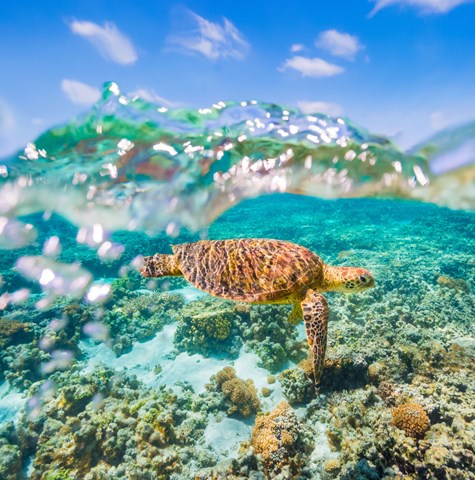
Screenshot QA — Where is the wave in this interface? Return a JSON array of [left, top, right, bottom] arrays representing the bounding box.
[[0, 82, 473, 242]]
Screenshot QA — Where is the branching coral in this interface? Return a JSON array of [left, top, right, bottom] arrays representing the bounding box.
[[323, 458, 341, 476], [392, 402, 430, 438], [210, 366, 260, 417]]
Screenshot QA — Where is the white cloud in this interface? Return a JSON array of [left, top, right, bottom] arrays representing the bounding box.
[[0, 99, 16, 134], [61, 79, 101, 105], [32, 118, 45, 126], [315, 30, 363, 60], [430, 111, 447, 131], [0, 99, 19, 158], [369, 0, 473, 15], [297, 100, 344, 117], [129, 88, 182, 108], [167, 8, 249, 60], [279, 56, 344, 78], [290, 43, 305, 52], [69, 19, 138, 65]]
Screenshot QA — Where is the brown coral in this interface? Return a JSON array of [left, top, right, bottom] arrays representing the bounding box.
[[250, 401, 304, 475], [212, 367, 260, 417], [234, 303, 251, 314], [368, 362, 385, 384], [323, 458, 341, 474], [0, 319, 32, 349], [392, 402, 430, 438], [261, 387, 272, 398], [437, 275, 470, 293], [378, 381, 398, 406]]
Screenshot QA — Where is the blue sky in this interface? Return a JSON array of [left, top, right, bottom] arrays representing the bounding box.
[[1, 0, 474, 157]]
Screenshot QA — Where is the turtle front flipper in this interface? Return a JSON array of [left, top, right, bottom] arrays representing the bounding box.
[[288, 303, 302, 325], [301, 290, 328, 384]]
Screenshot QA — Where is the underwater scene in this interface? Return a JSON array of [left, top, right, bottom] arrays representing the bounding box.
[[0, 84, 474, 480]]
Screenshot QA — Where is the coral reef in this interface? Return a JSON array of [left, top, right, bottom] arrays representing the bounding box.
[[436, 275, 471, 293], [14, 367, 223, 480], [0, 319, 33, 349], [174, 297, 244, 358], [278, 366, 314, 405], [391, 402, 430, 438], [0, 422, 22, 480], [0, 196, 474, 479], [307, 343, 475, 479], [103, 285, 185, 355], [323, 458, 341, 476], [174, 297, 306, 371], [2, 343, 51, 390], [209, 367, 260, 417], [250, 401, 308, 477], [241, 304, 307, 373], [0, 319, 37, 384]]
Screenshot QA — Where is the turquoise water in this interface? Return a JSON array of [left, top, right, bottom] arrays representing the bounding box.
[[0, 86, 474, 479]]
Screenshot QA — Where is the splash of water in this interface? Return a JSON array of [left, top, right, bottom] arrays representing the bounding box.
[[0, 82, 473, 243]]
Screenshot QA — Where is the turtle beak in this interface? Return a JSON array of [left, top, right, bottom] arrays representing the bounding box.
[[365, 275, 375, 289], [360, 271, 375, 290]]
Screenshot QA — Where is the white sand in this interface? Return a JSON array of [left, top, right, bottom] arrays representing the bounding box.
[[204, 415, 253, 458], [0, 381, 26, 426]]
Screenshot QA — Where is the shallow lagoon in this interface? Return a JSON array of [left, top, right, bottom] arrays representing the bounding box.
[[0, 194, 474, 479]]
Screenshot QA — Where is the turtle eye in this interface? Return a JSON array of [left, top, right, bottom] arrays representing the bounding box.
[[360, 275, 367, 283]]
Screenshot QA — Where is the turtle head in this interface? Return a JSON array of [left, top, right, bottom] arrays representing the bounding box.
[[323, 266, 375, 293]]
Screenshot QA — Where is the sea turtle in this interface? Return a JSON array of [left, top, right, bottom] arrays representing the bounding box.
[[141, 239, 374, 383]]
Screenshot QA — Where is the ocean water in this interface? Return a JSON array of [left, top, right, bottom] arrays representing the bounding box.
[[0, 84, 474, 479]]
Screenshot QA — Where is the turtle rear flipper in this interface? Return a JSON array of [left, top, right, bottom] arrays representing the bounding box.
[[141, 254, 182, 277], [301, 290, 328, 384]]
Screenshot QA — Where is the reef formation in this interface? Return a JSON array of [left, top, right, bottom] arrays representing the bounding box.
[[0, 196, 474, 479]]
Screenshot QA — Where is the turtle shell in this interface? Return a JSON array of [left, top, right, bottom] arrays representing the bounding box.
[[173, 239, 324, 302]]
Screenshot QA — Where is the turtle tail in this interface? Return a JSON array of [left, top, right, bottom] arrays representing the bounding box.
[[141, 254, 182, 278]]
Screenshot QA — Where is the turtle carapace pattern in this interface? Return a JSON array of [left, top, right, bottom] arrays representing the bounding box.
[[141, 239, 375, 384]]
